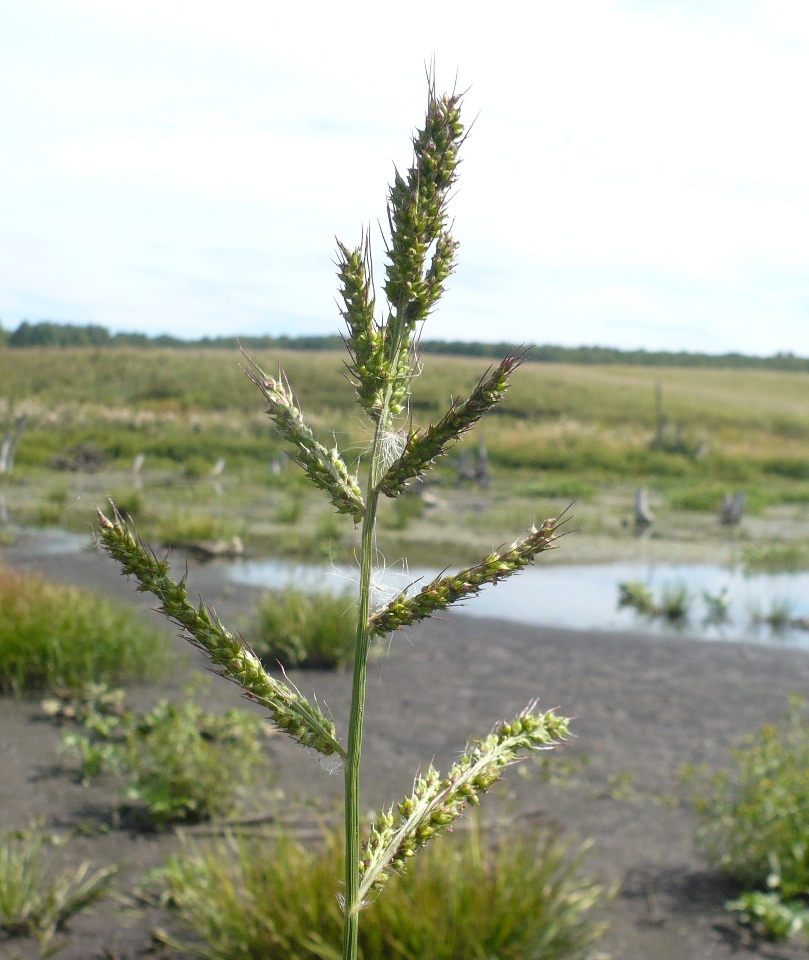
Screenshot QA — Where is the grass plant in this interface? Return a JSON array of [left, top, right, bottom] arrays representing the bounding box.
[[97, 80, 578, 959], [0, 564, 171, 691], [153, 821, 605, 960], [250, 588, 367, 669], [617, 581, 656, 616], [742, 542, 809, 574], [0, 826, 116, 949], [702, 588, 731, 624], [658, 583, 691, 623]]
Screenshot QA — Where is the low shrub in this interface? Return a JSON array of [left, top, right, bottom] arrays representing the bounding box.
[[0, 826, 116, 949], [58, 686, 269, 827], [153, 821, 606, 960], [249, 588, 365, 669], [0, 565, 171, 691], [689, 697, 809, 901], [123, 699, 267, 827]]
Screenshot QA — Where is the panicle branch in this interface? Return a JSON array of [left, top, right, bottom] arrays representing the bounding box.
[[357, 705, 570, 902], [96, 507, 345, 759], [338, 84, 465, 425], [242, 360, 365, 523], [369, 517, 560, 636], [379, 349, 527, 497], [337, 237, 387, 419]]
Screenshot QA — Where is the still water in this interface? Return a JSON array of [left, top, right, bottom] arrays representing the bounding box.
[[228, 558, 809, 649]]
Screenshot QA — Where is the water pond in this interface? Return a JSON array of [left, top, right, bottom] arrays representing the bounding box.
[[228, 558, 809, 649]]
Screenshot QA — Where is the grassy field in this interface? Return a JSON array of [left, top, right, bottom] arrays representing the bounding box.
[[2, 347, 809, 567]]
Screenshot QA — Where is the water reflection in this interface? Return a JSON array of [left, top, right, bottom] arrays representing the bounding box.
[[228, 559, 809, 649]]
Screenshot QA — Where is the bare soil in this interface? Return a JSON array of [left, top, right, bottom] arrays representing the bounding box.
[[2, 534, 809, 960]]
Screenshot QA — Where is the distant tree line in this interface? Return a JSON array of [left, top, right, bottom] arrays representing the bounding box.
[[1, 319, 808, 372]]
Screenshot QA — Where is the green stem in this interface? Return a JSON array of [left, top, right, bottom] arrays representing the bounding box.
[[343, 410, 389, 960]]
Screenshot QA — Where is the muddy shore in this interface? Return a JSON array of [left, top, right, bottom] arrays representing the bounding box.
[[2, 534, 809, 960]]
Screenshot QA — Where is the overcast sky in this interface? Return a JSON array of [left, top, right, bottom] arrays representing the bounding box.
[[1, 1, 808, 354]]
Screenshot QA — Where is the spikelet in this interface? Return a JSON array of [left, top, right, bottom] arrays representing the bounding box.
[[242, 360, 365, 523], [96, 507, 345, 759], [357, 705, 570, 903], [369, 517, 560, 636], [379, 350, 528, 497]]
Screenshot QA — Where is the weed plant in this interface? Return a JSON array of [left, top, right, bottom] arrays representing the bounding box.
[[58, 687, 268, 827], [658, 583, 691, 623], [749, 597, 796, 632], [153, 512, 245, 549], [687, 697, 809, 938], [0, 565, 170, 691], [153, 822, 604, 960], [617, 581, 656, 617], [0, 826, 115, 950], [98, 81, 579, 959], [618, 580, 692, 624], [123, 699, 267, 827], [250, 589, 368, 669], [702, 588, 730, 624]]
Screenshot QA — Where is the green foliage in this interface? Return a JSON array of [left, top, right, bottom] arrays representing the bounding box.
[[689, 697, 809, 901], [742, 542, 809, 573], [249, 589, 364, 669], [617, 581, 656, 616], [618, 580, 692, 623], [702, 588, 730, 623], [153, 822, 605, 960], [58, 687, 268, 827], [0, 826, 116, 948], [666, 486, 725, 512], [518, 477, 598, 500], [153, 512, 245, 549], [749, 597, 795, 631], [727, 891, 809, 941], [658, 583, 691, 623], [123, 699, 267, 827], [0, 564, 171, 691]]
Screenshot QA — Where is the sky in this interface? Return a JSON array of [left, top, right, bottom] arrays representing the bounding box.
[[1, 1, 808, 355]]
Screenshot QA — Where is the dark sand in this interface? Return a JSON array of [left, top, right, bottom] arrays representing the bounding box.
[[2, 535, 809, 960]]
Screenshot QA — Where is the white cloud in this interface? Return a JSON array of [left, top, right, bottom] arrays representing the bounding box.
[[1, 0, 808, 353]]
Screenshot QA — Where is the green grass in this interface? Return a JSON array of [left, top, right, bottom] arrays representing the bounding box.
[[248, 589, 366, 669], [4, 347, 809, 487], [742, 542, 809, 573], [153, 821, 605, 960], [0, 565, 172, 692], [0, 826, 116, 947]]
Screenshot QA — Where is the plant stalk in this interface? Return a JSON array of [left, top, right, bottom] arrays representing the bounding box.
[[342, 408, 390, 960]]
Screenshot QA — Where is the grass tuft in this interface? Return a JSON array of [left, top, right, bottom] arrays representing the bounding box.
[[249, 588, 365, 670], [153, 821, 605, 960], [0, 564, 172, 692], [0, 826, 116, 947]]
